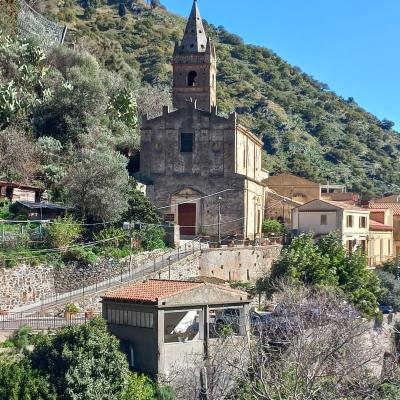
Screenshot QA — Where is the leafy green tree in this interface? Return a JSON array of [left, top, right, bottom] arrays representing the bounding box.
[[271, 233, 380, 316], [119, 373, 157, 400], [138, 225, 165, 251], [0, 359, 57, 400], [33, 61, 107, 144], [29, 318, 130, 400], [122, 179, 160, 224], [65, 134, 129, 222]]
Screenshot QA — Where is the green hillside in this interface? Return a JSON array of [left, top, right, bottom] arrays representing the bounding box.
[[14, 0, 400, 197]]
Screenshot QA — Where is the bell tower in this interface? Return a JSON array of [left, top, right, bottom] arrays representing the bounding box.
[[172, 0, 217, 112]]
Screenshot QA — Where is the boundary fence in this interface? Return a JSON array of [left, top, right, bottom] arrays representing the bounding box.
[[0, 312, 100, 331], [12, 238, 204, 314]]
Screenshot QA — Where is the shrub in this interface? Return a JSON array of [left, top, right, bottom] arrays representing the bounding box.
[[138, 225, 165, 251], [65, 303, 80, 314], [45, 214, 82, 250], [262, 219, 284, 236], [62, 247, 98, 265], [119, 373, 156, 400]]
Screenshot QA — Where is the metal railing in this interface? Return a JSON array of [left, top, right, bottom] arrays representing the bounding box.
[[12, 238, 204, 314], [0, 312, 100, 331]]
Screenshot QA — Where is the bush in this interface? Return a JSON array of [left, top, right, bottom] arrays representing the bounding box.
[[62, 247, 98, 265], [138, 225, 165, 251], [119, 373, 156, 400], [262, 219, 284, 236], [45, 214, 82, 250], [94, 226, 128, 255]]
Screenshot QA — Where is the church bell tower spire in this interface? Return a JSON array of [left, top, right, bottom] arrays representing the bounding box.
[[172, 0, 217, 112]]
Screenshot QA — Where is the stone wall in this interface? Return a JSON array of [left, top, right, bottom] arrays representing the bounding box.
[[0, 250, 165, 311], [199, 245, 281, 282], [0, 265, 55, 311], [52, 252, 202, 314]]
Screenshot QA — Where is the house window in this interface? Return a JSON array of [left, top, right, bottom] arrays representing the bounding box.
[[388, 240, 391, 255], [247, 270, 250, 281], [188, 71, 197, 86], [180, 133, 193, 153], [107, 308, 154, 329], [346, 215, 354, 228], [320, 215, 327, 225], [347, 240, 354, 253], [359, 216, 367, 228], [359, 240, 367, 254]]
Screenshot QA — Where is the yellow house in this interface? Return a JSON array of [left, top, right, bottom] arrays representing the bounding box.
[[292, 199, 370, 252], [368, 209, 394, 267]]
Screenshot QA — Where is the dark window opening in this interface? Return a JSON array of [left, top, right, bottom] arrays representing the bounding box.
[[181, 133, 193, 153], [190, 44, 195, 48], [188, 71, 197, 86]]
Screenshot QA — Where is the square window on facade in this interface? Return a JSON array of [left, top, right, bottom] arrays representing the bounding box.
[[181, 133, 193, 153], [347, 215, 354, 228], [360, 216, 367, 228]]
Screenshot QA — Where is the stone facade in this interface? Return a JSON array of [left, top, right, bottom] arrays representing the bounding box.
[[139, 1, 266, 240], [172, 0, 216, 112], [262, 173, 321, 205]]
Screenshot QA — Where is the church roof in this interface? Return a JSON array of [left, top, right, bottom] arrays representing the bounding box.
[[180, 0, 208, 54]]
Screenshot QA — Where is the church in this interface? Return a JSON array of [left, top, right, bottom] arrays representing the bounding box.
[[139, 0, 267, 239]]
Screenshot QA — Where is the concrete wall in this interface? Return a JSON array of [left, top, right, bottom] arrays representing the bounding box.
[[199, 246, 281, 282], [103, 302, 158, 376]]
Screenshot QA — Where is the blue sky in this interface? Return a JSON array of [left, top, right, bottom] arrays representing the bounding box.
[[162, 0, 399, 130]]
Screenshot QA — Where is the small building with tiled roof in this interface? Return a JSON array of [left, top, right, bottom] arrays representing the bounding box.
[[292, 199, 370, 253], [370, 201, 400, 257], [292, 199, 395, 267], [101, 279, 250, 378], [368, 208, 394, 267]]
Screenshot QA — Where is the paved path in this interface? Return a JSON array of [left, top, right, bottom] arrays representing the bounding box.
[[11, 240, 202, 315]]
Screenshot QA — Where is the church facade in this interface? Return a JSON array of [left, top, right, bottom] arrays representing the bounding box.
[[139, 0, 267, 239]]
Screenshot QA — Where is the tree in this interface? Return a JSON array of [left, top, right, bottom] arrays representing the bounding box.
[[138, 225, 165, 251], [380, 119, 395, 131], [29, 318, 130, 400], [150, 0, 161, 9], [0, 359, 57, 400], [270, 233, 380, 316], [45, 214, 82, 251], [64, 131, 129, 222], [119, 373, 157, 400], [122, 179, 160, 224], [231, 285, 384, 400], [0, 127, 38, 182]]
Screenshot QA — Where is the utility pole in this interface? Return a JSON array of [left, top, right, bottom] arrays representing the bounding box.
[[217, 196, 222, 245]]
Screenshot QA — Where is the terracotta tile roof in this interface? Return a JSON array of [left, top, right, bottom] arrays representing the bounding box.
[[374, 195, 400, 203], [102, 280, 203, 304], [369, 219, 393, 231], [322, 192, 359, 202], [321, 200, 368, 212], [370, 203, 400, 216]]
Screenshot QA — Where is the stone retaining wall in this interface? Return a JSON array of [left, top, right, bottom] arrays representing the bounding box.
[[0, 265, 55, 311], [0, 249, 165, 311]]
